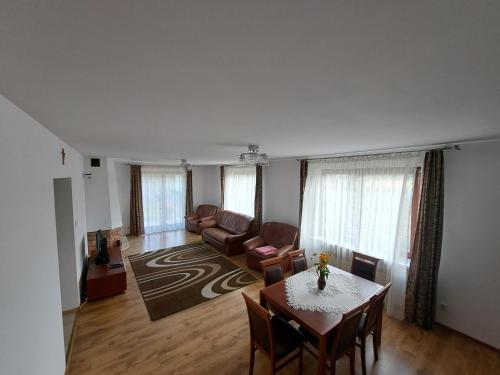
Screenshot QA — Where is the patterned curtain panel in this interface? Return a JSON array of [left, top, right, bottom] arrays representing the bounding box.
[[405, 150, 444, 329], [220, 166, 225, 209], [298, 159, 308, 246], [186, 169, 193, 214], [129, 165, 145, 236], [253, 165, 263, 234]]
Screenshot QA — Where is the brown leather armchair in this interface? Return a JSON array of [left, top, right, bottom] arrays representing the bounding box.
[[200, 210, 255, 256], [244, 222, 299, 272], [185, 204, 219, 234]]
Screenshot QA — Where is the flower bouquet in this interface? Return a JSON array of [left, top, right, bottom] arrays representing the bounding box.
[[313, 252, 330, 290]]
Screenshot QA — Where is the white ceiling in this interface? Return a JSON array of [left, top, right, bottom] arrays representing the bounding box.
[[1, 1, 499, 164]]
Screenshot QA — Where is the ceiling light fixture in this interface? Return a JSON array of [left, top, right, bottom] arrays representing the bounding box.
[[181, 159, 192, 170], [238, 145, 269, 166]]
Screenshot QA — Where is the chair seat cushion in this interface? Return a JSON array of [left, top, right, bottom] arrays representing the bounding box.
[[272, 315, 303, 359], [202, 227, 231, 243]]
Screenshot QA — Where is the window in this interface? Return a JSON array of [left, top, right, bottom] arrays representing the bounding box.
[[223, 166, 256, 217], [300, 153, 423, 319], [142, 167, 186, 233]]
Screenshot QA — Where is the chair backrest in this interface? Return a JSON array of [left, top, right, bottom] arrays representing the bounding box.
[[289, 249, 308, 275], [330, 304, 367, 359], [351, 251, 380, 282], [260, 257, 284, 287], [363, 283, 392, 335], [196, 204, 218, 218], [260, 222, 299, 249], [242, 293, 273, 355]]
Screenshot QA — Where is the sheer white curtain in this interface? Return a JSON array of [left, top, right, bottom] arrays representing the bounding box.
[[300, 152, 423, 319], [224, 166, 256, 217], [141, 166, 186, 234]]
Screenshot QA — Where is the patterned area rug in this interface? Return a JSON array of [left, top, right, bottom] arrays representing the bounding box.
[[128, 241, 256, 321]]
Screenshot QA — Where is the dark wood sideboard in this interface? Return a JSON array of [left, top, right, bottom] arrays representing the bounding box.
[[86, 245, 127, 301]]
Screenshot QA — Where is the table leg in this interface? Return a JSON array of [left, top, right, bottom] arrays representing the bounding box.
[[317, 335, 327, 375]]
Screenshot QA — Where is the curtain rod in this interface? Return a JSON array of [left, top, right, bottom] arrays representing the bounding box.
[[293, 144, 458, 162], [125, 163, 190, 168], [290, 137, 500, 162], [119, 137, 500, 166]]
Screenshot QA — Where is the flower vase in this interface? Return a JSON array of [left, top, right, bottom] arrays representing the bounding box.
[[317, 272, 326, 290]]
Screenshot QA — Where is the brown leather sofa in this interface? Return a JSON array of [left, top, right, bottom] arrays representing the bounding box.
[[244, 222, 299, 272], [200, 210, 255, 256], [185, 204, 219, 234]]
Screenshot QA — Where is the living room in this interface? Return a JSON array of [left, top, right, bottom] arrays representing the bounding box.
[[1, 2, 499, 375]]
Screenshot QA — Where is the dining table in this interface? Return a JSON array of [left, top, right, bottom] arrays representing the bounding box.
[[260, 265, 383, 375]]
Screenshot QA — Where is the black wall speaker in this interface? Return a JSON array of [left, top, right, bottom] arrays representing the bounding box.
[[90, 158, 101, 167]]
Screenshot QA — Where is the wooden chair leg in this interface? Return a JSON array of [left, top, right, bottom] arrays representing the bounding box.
[[298, 345, 303, 375], [372, 332, 379, 361], [259, 293, 266, 308], [330, 359, 336, 375], [249, 345, 255, 375], [360, 338, 367, 375], [349, 351, 355, 375]]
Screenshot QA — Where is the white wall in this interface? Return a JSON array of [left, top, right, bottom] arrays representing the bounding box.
[[54, 178, 79, 311], [84, 157, 122, 232], [436, 142, 500, 348], [84, 157, 111, 231], [107, 159, 122, 229], [263, 159, 300, 226], [115, 162, 131, 234], [192, 166, 205, 208], [199, 165, 221, 207], [0, 94, 88, 375]]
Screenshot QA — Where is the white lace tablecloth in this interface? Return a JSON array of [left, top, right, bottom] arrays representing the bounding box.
[[285, 265, 366, 314]]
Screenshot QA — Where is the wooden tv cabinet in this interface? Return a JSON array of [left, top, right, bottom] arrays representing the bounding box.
[[86, 245, 127, 301]]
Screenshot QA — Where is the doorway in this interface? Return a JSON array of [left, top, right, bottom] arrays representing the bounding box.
[[53, 178, 79, 361]]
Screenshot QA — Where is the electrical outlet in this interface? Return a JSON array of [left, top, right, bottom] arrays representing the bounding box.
[[439, 302, 447, 312]]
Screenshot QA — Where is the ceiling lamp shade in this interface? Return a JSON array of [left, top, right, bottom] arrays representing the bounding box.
[[238, 145, 269, 166]]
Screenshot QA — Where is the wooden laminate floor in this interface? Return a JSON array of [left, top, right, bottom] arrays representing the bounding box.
[[68, 231, 499, 375]]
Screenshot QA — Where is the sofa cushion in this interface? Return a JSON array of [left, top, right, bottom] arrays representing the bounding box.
[[217, 210, 253, 234], [202, 227, 231, 243]]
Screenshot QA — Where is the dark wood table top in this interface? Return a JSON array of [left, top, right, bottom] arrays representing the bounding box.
[[260, 266, 383, 337]]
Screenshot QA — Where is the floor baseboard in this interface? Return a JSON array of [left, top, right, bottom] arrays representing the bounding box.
[[65, 302, 86, 375]]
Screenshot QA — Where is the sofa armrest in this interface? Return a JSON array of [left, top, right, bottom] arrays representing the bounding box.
[[199, 215, 215, 222], [199, 219, 218, 229], [275, 244, 295, 257], [185, 213, 199, 220], [243, 236, 265, 251]]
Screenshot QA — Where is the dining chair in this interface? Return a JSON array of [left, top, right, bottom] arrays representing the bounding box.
[[357, 283, 392, 375], [300, 303, 367, 375], [350, 252, 380, 282], [242, 293, 304, 375], [260, 257, 285, 287], [288, 249, 308, 275]]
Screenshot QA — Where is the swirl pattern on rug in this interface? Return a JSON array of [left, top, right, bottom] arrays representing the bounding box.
[[128, 242, 256, 321]]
